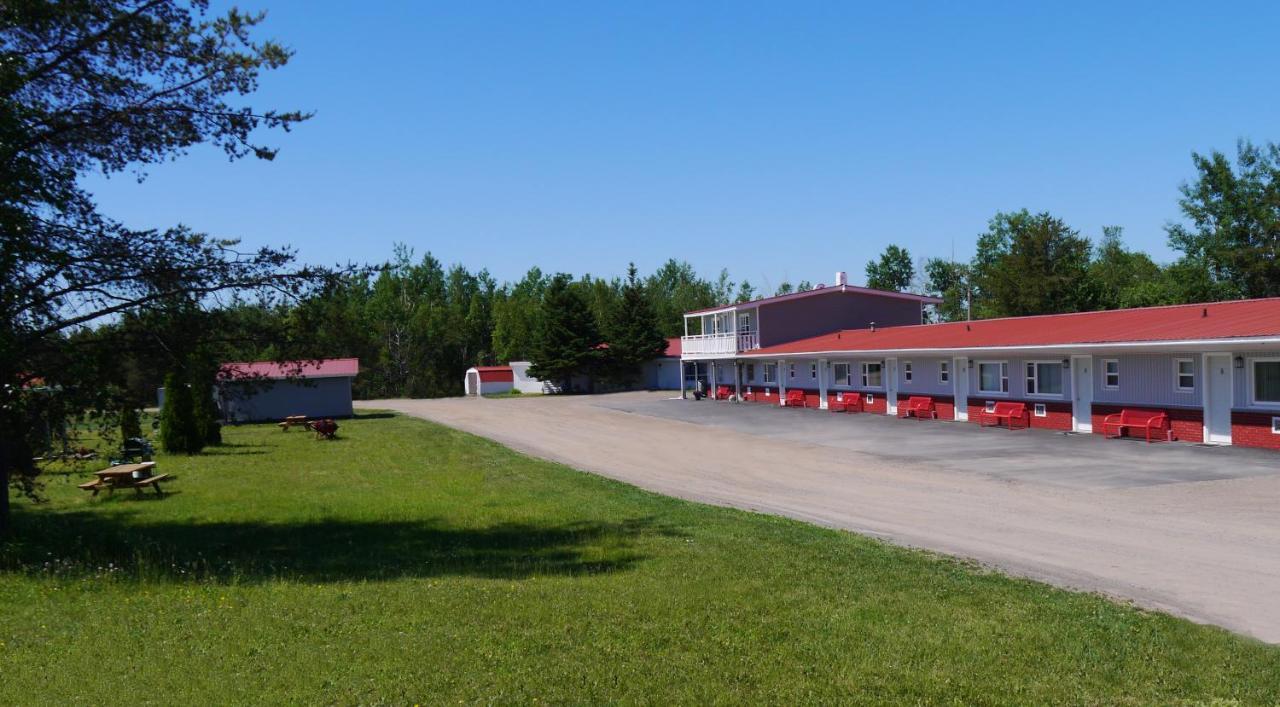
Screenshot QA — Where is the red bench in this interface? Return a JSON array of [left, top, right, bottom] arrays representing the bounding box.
[[979, 402, 1028, 429], [714, 385, 732, 401], [829, 392, 861, 413], [1103, 409, 1170, 443], [899, 396, 937, 420], [783, 389, 808, 408]]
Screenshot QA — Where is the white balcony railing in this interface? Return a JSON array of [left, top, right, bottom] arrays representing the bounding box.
[[681, 331, 760, 356]]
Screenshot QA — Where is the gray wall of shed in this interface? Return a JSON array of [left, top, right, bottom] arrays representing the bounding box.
[[220, 377, 354, 423]]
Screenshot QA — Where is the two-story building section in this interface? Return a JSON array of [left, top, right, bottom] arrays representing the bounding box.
[[679, 271, 942, 395]]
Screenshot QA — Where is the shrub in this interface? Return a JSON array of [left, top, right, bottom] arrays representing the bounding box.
[[160, 372, 204, 454]]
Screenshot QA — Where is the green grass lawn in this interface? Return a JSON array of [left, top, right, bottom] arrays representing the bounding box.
[[3, 413, 1278, 704]]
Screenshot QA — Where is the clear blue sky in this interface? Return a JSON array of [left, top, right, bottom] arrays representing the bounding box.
[[84, 1, 1280, 290]]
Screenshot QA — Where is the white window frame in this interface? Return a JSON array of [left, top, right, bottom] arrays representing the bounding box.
[[984, 400, 996, 413], [1272, 416, 1280, 435], [1034, 403, 1047, 417], [809, 363, 817, 380], [763, 364, 777, 384], [977, 361, 1009, 395], [903, 361, 913, 384], [860, 361, 883, 389], [789, 363, 796, 379], [833, 363, 851, 387], [938, 361, 949, 384], [1248, 357, 1280, 409], [738, 311, 752, 332], [1174, 358, 1195, 393], [1024, 360, 1065, 398], [1102, 359, 1119, 390]]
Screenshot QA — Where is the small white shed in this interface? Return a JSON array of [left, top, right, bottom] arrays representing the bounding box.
[[464, 366, 515, 396]]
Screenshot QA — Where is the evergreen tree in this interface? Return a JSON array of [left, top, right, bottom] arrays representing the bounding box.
[[189, 365, 222, 446], [160, 372, 203, 455], [120, 404, 143, 442], [529, 274, 604, 392], [865, 245, 915, 292], [604, 264, 668, 386]]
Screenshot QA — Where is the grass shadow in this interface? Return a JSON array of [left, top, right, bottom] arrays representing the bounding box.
[[2, 510, 683, 584]]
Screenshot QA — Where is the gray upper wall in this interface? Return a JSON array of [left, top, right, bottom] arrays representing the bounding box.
[[757, 291, 923, 348]]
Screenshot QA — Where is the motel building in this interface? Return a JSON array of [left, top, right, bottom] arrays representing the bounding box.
[[680, 273, 1280, 451]]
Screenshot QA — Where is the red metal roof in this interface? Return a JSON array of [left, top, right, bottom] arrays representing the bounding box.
[[663, 337, 681, 357], [472, 366, 514, 383], [685, 284, 942, 315], [219, 358, 359, 380], [747, 299, 1280, 356]]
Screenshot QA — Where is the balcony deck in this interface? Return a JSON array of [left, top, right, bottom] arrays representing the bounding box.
[[681, 332, 759, 358]]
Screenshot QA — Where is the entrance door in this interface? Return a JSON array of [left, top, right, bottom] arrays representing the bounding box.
[[953, 357, 968, 421], [467, 371, 480, 396], [1204, 354, 1233, 444], [1071, 355, 1093, 433], [885, 358, 898, 414]]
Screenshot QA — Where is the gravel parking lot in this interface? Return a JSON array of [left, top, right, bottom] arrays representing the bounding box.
[[369, 391, 1280, 643]]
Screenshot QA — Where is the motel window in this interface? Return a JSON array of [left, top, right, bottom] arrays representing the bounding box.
[[746, 364, 755, 381], [1175, 359, 1195, 392], [939, 361, 949, 384], [789, 364, 796, 379], [738, 312, 752, 332], [1253, 360, 1280, 404], [978, 362, 1008, 394], [1103, 359, 1119, 390], [810, 363, 817, 380], [903, 362, 913, 383], [763, 364, 777, 384], [1025, 361, 1064, 396], [833, 363, 851, 386], [861, 362, 883, 388]]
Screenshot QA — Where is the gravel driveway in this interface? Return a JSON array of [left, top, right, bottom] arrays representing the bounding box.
[[365, 392, 1280, 643]]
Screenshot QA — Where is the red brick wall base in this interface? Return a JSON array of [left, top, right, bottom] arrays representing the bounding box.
[[965, 400, 1072, 430], [1232, 411, 1280, 450]]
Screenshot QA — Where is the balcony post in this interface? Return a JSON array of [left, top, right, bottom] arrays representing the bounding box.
[[679, 359, 686, 400], [734, 360, 742, 402]]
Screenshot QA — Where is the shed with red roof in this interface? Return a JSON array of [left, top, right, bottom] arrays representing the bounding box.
[[215, 358, 359, 423], [465, 366, 516, 396]]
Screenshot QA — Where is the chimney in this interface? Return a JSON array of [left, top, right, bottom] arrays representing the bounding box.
[[834, 271, 847, 287]]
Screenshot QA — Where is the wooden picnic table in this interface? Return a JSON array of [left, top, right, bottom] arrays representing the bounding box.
[[279, 415, 308, 431], [80, 462, 170, 497]]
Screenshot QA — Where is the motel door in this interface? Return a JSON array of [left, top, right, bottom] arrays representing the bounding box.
[[886, 358, 898, 414], [466, 371, 480, 396], [1071, 355, 1093, 433], [953, 357, 968, 421], [1204, 354, 1233, 445]]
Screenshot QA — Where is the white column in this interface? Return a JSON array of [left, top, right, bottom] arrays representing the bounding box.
[[778, 358, 787, 406], [818, 358, 829, 410], [734, 361, 742, 401], [679, 360, 687, 400]]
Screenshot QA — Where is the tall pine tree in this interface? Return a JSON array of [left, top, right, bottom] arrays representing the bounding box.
[[529, 274, 604, 392], [604, 264, 668, 385]]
